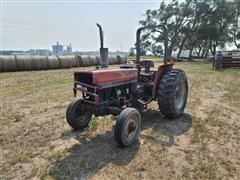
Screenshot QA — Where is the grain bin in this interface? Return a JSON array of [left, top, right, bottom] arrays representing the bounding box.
[[78, 55, 91, 67], [57, 56, 72, 69], [47, 56, 59, 69], [58, 55, 78, 68], [0, 55, 17, 72], [89, 55, 98, 66], [31, 56, 48, 70], [15, 56, 33, 71]]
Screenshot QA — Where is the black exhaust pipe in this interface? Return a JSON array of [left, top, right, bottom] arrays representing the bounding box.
[[96, 23, 109, 68]]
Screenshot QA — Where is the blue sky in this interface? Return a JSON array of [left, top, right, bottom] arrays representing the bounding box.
[[1, 1, 163, 52]]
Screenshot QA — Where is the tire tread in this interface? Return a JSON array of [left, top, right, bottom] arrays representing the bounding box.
[[158, 69, 188, 118]]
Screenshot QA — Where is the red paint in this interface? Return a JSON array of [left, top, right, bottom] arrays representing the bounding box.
[[152, 64, 173, 98], [75, 68, 138, 85]]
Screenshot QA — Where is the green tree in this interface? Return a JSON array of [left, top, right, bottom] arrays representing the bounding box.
[[151, 44, 163, 57], [128, 40, 152, 56], [139, 0, 192, 57], [229, 0, 240, 48], [139, 0, 238, 59], [129, 47, 135, 56], [140, 40, 152, 56]]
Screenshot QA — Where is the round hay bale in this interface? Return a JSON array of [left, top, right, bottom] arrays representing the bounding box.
[[47, 56, 59, 69], [0, 55, 17, 72], [116, 55, 121, 64], [31, 56, 48, 70], [0, 57, 2, 72], [57, 56, 72, 69], [96, 56, 110, 66], [15, 56, 33, 71], [108, 56, 113, 65], [58, 55, 78, 68], [96, 56, 100, 65], [118, 56, 127, 64], [78, 55, 91, 67], [89, 55, 98, 66], [108, 55, 118, 65]]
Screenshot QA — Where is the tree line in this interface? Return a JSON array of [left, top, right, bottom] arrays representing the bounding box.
[[130, 0, 240, 60]]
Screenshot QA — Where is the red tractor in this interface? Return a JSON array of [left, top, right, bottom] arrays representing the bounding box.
[[66, 24, 188, 147]]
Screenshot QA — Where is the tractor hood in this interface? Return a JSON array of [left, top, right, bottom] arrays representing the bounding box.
[[74, 68, 138, 88]]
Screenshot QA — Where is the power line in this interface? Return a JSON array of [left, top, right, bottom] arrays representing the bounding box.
[[1, 17, 134, 50], [1, 18, 96, 35], [2, 0, 172, 3], [1, 17, 136, 37], [1, 17, 135, 41]]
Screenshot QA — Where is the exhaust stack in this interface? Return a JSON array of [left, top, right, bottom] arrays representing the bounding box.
[[96, 23, 109, 68]]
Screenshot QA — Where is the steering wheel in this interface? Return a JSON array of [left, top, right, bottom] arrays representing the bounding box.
[[140, 60, 154, 73]]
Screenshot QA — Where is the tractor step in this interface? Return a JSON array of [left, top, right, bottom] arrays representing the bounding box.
[[137, 96, 152, 105]]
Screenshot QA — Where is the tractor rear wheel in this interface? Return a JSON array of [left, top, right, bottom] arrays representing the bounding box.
[[66, 99, 92, 130], [158, 69, 188, 118], [114, 108, 141, 147]]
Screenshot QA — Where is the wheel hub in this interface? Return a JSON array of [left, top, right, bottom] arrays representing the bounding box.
[[124, 118, 137, 141], [175, 80, 186, 110]]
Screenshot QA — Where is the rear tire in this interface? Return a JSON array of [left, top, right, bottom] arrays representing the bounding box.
[[158, 69, 188, 118], [66, 99, 92, 130], [114, 108, 141, 147]]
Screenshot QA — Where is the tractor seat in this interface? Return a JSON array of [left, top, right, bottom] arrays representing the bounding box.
[[140, 60, 154, 68], [140, 60, 154, 74]]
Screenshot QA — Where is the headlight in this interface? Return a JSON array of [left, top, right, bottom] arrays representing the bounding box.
[[76, 84, 87, 91]]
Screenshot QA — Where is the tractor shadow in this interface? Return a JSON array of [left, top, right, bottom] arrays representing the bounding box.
[[49, 111, 192, 179], [49, 129, 140, 179], [141, 110, 192, 147]]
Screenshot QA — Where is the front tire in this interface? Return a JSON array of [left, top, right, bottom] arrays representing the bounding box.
[[158, 69, 188, 118], [114, 108, 141, 147], [66, 99, 92, 130]]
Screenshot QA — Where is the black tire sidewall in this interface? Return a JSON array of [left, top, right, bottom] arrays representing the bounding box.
[[66, 99, 92, 130], [158, 69, 188, 118], [114, 108, 141, 147], [172, 72, 188, 115]]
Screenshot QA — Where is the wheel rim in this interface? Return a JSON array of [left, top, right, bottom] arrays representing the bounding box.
[[124, 114, 139, 141], [175, 80, 186, 110], [75, 106, 90, 126]]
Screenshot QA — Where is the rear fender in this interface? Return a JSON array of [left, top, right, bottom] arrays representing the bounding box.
[[152, 64, 173, 98]]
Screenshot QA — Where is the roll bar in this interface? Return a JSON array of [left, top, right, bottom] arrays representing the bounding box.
[[136, 25, 169, 65], [96, 23, 109, 68]]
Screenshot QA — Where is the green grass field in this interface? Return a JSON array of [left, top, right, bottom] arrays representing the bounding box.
[[0, 61, 239, 179]]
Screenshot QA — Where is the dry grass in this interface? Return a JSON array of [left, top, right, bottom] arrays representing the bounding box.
[[0, 61, 239, 179]]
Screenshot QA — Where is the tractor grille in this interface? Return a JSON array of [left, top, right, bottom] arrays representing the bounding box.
[[74, 72, 93, 85]]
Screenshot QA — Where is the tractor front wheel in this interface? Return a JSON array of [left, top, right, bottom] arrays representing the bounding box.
[[66, 99, 92, 130], [114, 108, 141, 147], [158, 69, 188, 118]]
